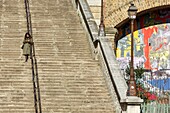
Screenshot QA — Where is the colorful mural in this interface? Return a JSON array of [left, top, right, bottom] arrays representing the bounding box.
[[116, 8, 170, 71], [116, 9, 170, 93], [117, 24, 170, 71]]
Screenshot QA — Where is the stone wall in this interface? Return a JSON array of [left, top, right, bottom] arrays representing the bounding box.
[[86, 0, 170, 29], [86, 0, 101, 26], [105, 0, 170, 28]]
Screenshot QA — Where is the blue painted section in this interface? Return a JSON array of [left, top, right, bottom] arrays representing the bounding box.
[[147, 78, 170, 90]]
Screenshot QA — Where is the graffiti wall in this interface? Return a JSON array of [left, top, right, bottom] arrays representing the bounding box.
[[117, 24, 170, 70], [116, 9, 170, 71], [117, 8, 170, 95]]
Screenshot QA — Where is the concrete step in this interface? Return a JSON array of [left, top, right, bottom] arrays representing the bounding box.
[[0, 0, 117, 112]]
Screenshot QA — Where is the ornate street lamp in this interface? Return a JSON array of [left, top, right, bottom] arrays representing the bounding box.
[[98, 0, 105, 36], [127, 3, 138, 96]]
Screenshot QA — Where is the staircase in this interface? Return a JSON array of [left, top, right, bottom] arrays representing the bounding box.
[[0, 0, 34, 112], [0, 0, 118, 112]]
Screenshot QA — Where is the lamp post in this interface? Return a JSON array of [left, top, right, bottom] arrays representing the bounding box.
[[127, 3, 138, 96], [98, 0, 105, 36]]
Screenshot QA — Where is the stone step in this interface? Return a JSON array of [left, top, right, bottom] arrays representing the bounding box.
[[0, 0, 116, 112]]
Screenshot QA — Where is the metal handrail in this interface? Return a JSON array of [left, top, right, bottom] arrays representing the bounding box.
[[24, 0, 42, 113]]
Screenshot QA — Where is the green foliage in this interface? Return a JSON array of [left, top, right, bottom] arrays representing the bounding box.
[[125, 65, 130, 76], [135, 66, 144, 79], [125, 65, 158, 103], [125, 65, 144, 80], [125, 65, 148, 103]]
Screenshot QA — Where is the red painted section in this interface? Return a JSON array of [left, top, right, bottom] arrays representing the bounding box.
[[142, 27, 158, 69]]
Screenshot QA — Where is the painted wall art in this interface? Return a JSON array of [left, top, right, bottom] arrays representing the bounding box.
[[116, 9, 170, 71]]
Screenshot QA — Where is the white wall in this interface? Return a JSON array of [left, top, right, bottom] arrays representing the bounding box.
[[86, 0, 101, 6]]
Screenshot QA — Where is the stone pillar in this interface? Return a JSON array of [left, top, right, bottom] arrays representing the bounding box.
[[121, 96, 143, 113], [105, 27, 118, 54], [107, 34, 115, 49], [86, 0, 101, 26]]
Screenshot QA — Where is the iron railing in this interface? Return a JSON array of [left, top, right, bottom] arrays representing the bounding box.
[[141, 103, 170, 113], [24, 0, 42, 113]]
